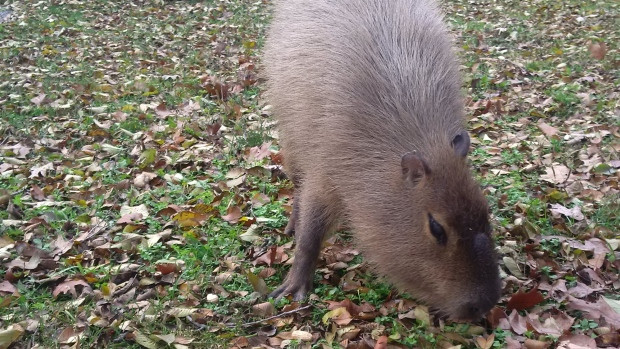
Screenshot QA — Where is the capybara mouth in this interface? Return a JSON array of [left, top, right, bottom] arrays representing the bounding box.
[[429, 295, 497, 323]]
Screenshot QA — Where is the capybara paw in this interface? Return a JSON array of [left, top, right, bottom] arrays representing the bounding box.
[[269, 279, 311, 301]]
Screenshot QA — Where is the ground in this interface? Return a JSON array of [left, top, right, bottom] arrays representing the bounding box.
[[0, 0, 618, 348]]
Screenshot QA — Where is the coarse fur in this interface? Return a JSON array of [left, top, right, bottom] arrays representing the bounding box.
[[263, 0, 501, 320]]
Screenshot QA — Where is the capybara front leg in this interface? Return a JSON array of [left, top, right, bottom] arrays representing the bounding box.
[[283, 196, 299, 236], [270, 185, 333, 300]]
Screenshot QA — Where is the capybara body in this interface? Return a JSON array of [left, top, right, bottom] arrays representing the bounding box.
[[263, 0, 501, 320]]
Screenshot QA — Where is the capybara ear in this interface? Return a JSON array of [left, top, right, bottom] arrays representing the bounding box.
[[401, 152, 429, 182], [451, 131, 471, 157]]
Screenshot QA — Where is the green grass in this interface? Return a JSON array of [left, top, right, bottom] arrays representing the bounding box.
[[0, 0, 618, 347]]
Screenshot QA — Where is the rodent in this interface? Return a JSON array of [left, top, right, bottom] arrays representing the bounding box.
[[263, 0, 501, 320]]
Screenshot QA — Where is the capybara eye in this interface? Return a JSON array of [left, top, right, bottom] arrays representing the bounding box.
[[428, 214, 447, 245]]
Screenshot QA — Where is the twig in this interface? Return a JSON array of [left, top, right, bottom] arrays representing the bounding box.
[[225, 304, 313, 328], [185, 315, 207, 330]]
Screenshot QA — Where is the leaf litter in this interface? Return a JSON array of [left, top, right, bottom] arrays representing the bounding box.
[[0, 0, 618, 348]]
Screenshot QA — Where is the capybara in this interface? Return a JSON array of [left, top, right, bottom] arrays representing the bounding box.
[[263, 0, 501, 320]]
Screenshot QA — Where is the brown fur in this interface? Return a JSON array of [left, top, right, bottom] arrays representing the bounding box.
[[263, 0, 501, 320]]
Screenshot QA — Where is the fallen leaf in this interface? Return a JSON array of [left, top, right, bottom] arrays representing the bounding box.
[[322, 307, 353, 326], [374, 335, 388, 349], [156, 262, 180, 275], [252, 302, 275, 317], [557, 334, 596, 349], [476, 333, 495, 349], [30, 93, 47, 106], [58, 326, 84, 344], [526, 312, 574, 336], [588, 41, 607, 60], [133, 330, 159, 349], [120, 204, 150, 219], [246, 271, 269, 295], [0, 281, 17, 294], [602, 297, 620, 315], [540, 165, 572, 184], [117, 212, 144, 224], [247, 142, 272, 162], [166, 308, 197, 318], [567, 282, 601, 298], [29, 163, 54, 178], [538, 122, 559, 138], [524, 339, 550, 349], [30, 185, 45, 201], [290, 330, 313, 341], [506, 288, 545, 311], [222, 206, 242, 224], [52, 279, 93, 298], [507, 310, 528, 334], [0, 324, 25, 348], [549, 204, 585, 221], [252, 245, 288, 266], [566, 296, 620, 327]]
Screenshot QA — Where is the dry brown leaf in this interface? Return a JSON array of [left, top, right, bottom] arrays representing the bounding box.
[[117, 212, 143, 224], [374, 336, 388, 349], [0, 281, 17, 294], [526, 312, 574, 336], [476, 333, 495, 349], [566, 296, 620, 327], [30, 93, 47, 106], [524, 339, 550, 349], [549, 204, 585, 221], [58, 326, 84, 344], [52, 279, 93, 298], [507, 309, 528, 334], [538, 122, 559, 138], [30, 185, 45, 201], [588, 41, 607, 60], [540, 165, 572, 184], [222, 206, 242, 223], [557, 334, 597, 349], [290, 330, 313, 341], [0, 324, 25, 348], [506, 288, 545, 311], [322, 307, 353, 326], [252, 302, 276, 317], [247, 142, 272, 162], [252, 245, 288, 266]]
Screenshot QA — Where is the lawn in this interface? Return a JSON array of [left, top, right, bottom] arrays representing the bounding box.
[[0, 0, 618, 348]]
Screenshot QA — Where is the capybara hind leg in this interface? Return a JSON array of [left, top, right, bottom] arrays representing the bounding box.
[[270, 184, 334, 300]]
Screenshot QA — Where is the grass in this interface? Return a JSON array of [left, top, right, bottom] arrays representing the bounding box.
[[0, 0, 618, 348]]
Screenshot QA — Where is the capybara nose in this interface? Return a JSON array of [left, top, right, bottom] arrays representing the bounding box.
[[463, 302, 484, 320], [461, 294, 498, 320]]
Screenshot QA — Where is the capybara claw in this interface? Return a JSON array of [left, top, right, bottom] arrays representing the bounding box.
[[269, 280, 311, 301]]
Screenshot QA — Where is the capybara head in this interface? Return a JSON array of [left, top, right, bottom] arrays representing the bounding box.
[[391, 132, 501, 321]]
